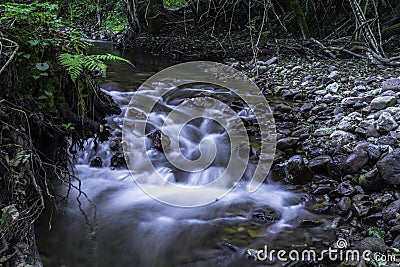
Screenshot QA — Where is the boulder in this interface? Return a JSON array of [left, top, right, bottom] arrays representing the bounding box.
[[382, 78, 400, 92], [377, 149, 400, 185], [370, 96, 397, 110]]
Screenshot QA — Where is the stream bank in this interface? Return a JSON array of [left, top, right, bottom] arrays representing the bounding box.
[[37, 40, 400, 266]]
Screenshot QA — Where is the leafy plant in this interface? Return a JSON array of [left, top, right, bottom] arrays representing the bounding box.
[[62, 123, 75, 130], [57, 53, 134, 82]]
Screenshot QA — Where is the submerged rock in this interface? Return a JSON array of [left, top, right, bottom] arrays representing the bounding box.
[[90, 157, 103, 168], [111, 153, 126, 168], [147, 129, 171, 153]]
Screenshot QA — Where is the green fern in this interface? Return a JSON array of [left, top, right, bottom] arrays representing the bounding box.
[[57, 53, 134, 82]]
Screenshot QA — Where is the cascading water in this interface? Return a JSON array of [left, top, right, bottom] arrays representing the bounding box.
[[36, 44, 331, 267]]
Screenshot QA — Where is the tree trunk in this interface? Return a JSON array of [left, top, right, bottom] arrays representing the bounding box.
[[125, 0, 141, 34], [146, 0, 166, 33], [289, 0, 310, 39]]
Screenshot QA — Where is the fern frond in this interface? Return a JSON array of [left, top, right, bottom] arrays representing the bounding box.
[[90, 54, 134, 67], [57, 53, 134, 82]]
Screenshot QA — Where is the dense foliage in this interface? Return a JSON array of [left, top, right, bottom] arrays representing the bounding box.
[[0, 1, 128, 265]]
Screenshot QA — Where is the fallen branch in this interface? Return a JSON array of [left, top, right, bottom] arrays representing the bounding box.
[[0, 38, 19, 76]]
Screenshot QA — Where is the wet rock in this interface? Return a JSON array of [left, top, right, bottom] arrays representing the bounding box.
[[370, 96, 397, 110], [300, 103, 314, 112], [390, 225, 400, 237], [308, 155, 331, 173], [356, 237, 386, 253], [292, 127, 309, 137], [286, 155, 313, 184], [231, 62, 244, 70], [327, 155, 346, 178], [353, 84, 367, 92], [337, 196, 352, 215], [109, 139, 120, 151], [359, 168, 386, 192], [344, 150, 369, 174], [352, 201, 371, 217], [312, 185, 332, 195], [337, 120, 353, 132], [292, 65, 302, 72], [377, 149, 400, 185], [275, 103, 292, 113], [355, 120, 380, 138], [322, 93, 342, 104], [367, 144, 381, 162], [258, 66, 267, 74], [361, 213, 382, 226], [338, 181, 356, 196], [268, 163, 286, 182], [341, 97, 362, 107], [311, 103, 328, 113], [312, 202, 333, 213], [377, 136, 397, 146], [111, 153, 126, 168], [382, 78, 400, 92], [314, 127, 334, 137], [327, 82, 339, 93], [392, 235, 400, 248], [277, 137, 298, 150], [330, 130, 356, 146], [147, 129, 171, 153], [328, 71, 339, 79], [265, 56, 278, 65], [390, 130, 400, 140], [250, 207, 281, 224], [328, 66, 337, 72], [377, 112, 398, 132], [282, 89, 299, 99], [382, 200, 400, 221], [301, 219, 324, 226], [90, 157, 103, 168]]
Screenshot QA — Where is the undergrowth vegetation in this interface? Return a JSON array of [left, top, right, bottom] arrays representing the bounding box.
[[0, 1, 130, 265]]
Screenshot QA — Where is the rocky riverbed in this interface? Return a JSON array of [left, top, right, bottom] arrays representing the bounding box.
[[224, 56, 400, 264]]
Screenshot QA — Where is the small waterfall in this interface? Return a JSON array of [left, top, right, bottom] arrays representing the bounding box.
[[44, 85, 309, 267]]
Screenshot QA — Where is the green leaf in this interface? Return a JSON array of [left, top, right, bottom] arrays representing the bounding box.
[[28, 40, 40, 46], [33, 75, 40, 80], [40, 72, 48, 76], [23, 54, 31, 59], [36, 62, 49, 71], [44, 90, 53, 96], [38, 95, 48, 100], [369, 229, 385, 238]]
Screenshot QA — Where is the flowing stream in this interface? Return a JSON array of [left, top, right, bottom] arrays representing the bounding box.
[[36, 42, 333, 267]]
